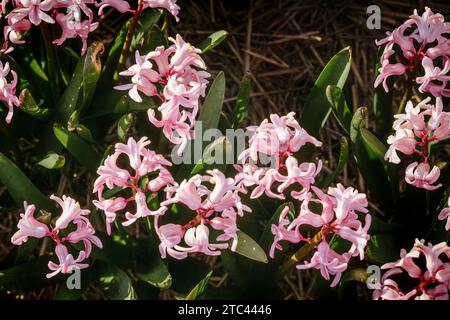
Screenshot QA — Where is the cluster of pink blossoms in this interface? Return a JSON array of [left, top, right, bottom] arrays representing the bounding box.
[[374, 239, 450, 300], [0, 61, 19, 123], [270, 184, 370, 287], [236, 112, 323, 200], [0, 0, 179, 55], [115, 35, 210, 156], [156, 169, 250, 259], [0, 0, 180, 124], [92, 137, 174, 234], [93, 137, 250, 259], [11, 195, 102, 278], [385, 97, 450, 190], [375, 7, 450, 97], [235, 112, 371, 287]]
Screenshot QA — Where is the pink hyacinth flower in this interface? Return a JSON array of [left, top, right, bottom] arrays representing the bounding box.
[[10, 202, 49, 245], [46, 244, 89, 278], [405, 162, 442, 190], [143, 0, 180, 22], [438, 196, 450, 231], [0, 61, 20, 124], [374, 239, 450, 300]]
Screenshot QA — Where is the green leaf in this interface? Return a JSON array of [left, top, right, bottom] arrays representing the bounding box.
[[360, 128, 387, 160], [0, 152, 53, 210], [37, 152, 66, 169], [53, 123, 100, 171], [190, 136, 232, 175], [95, 261, 136, 300], [197, 30, 229, 53], [0, 256, 64, 291], [317, 136, 349, 188], [79, 42, 105, 115], [232, 74, 251, 128], [186, 270, 213, 300], [11, 46, 51, 102], [234, 230, 268, 263], [117, 113, 134, 143], [198, 71, 226, 133], [18, 89, 51, 120], [373, 48, 393, 138], [326, 85, 352, 134], [57, 42, 104, 121], [135, 240, 172, 289], [300, 47, 352, 138], [350, 107, 397, 215]]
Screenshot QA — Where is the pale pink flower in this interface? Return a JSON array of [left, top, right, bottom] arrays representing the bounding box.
[[269, 185, 370, 287], [53, 12, 99, 55], [157, 169, 250, 259], [96, 0, 130, 15], [438, 196, 450, 231], [374, 239, 450, 300], [93, 137, 174, 232], [328, 183, 369, 220], [114, 50, 160, 103], [385, 97, 450, 190], [9, 0, 55, 25], [50, 194, 90, 229], [46, 244, 89, 278], [64, 219, 102, 256], [11, 195, 101, 278], [115, 35, 209, 156], [3, 19, 31, 45], [375, 7, 450, 97], [143, 0, 180, 22], [180, 224, 229, 256], [154, 220, 187, 260], [405, 162, 442, 191], [0, 61, 20, 124], [297, 241, 351, 287], [10, 202, 49, 245], [237, 112, 322, 200], [92, 197, 127, 235]]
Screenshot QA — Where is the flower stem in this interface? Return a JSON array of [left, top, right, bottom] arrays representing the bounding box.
[[277, 230, 323, 278], [115, 0, 144, 79]]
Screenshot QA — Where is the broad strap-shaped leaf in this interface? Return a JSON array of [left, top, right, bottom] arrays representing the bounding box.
[[350, 107, 397, 215], [198, 71, 226, 133], [317, 136, 349, 188], [117, 113, 134, 143], [37, 152, 66, 169], [18, 89, 52, 120], [197, 30, 229, 53], [11, 46, 51, 102], [94, 261, 136, 300], [300, 47, 352, 138], [135, 239, 172, 289], [57, 42, 104, 122], [185, 270, 213, 300], [0, 152, 53, 210], [0, 255, 64, 291], [234, 230, 268, 263], [232, 73, 251, 129], [53, 123, 100, 171], [190, 136, 232, 175], [326, 85, 352, 134]]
